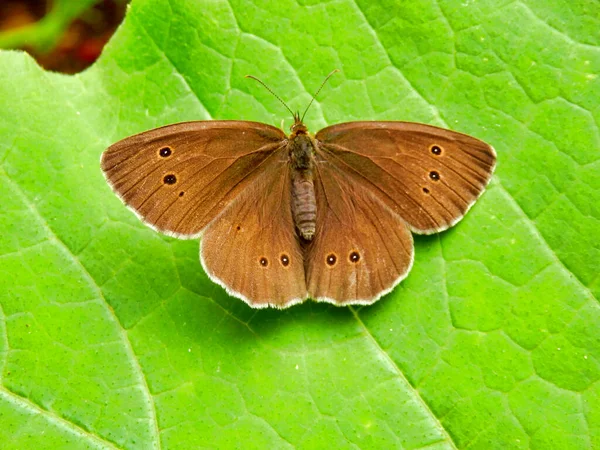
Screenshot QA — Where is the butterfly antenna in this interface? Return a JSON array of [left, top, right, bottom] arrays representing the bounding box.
[[300, 69, 339, 123], [245, 75, 295, 119]]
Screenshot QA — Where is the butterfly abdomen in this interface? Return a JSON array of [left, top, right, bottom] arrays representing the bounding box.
[[288, 130, 318, 241], [291, 172, 317, 241]]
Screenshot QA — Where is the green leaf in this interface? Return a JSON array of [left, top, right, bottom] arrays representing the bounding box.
[[1, 0, 598, 448]]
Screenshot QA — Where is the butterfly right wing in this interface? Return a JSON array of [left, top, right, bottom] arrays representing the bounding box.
[[201, 158, 307, 308], [101, 121, 286, 238]]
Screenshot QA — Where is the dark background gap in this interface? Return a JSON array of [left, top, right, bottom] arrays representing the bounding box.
[[0, 0, 127, 73]]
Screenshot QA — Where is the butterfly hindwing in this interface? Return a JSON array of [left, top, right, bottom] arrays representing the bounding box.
[[304, 153, 414, 304], [201, 154, 307, 308]]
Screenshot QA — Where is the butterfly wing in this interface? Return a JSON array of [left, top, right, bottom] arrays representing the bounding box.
[[201, 158, 307, 308], [305, 153, 414, 305], [315, 122, 496, 234], [101, 121, 286, 237]]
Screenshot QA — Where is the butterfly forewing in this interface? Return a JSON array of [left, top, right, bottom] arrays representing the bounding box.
[[201, 156, 307, 308], [315, 122, 496, 234], [101, 121, 286, 237]]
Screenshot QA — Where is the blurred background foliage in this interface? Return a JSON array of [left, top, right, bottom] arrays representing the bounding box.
[[0, 0, 127, 73]]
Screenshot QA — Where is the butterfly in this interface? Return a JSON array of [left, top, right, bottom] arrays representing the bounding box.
[[101, 71, 496, 309]]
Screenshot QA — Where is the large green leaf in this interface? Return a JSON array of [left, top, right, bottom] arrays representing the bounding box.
[[1, 0, 599, 448]]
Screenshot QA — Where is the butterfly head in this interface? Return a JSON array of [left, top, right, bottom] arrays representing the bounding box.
[[290, 112, 308, 135]]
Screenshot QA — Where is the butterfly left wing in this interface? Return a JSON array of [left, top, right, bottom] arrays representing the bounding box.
[[304, 154, 414, 305], [201, 156, 308, 308], [315, 121, 496, 234]]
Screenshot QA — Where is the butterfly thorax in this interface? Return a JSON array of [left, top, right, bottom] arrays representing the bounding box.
[[288, 123, 317, 241]]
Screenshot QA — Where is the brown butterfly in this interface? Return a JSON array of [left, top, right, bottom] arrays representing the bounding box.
[[101, 71, 496, 309]]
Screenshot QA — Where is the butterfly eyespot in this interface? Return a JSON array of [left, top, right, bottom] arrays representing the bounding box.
[[422, 187, 430, 194], [430, 145, 442, 155], [259, 257, 268, 267], [326, 253, 337, 266], [429, 171, 440, 181], [349, 251, 360, 263], [280, 254, 290, 267], [179, 191, 185, 197], [236, 225, 241, 231], [163, 174, 177, 185], [159, 147, 172, 157]]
